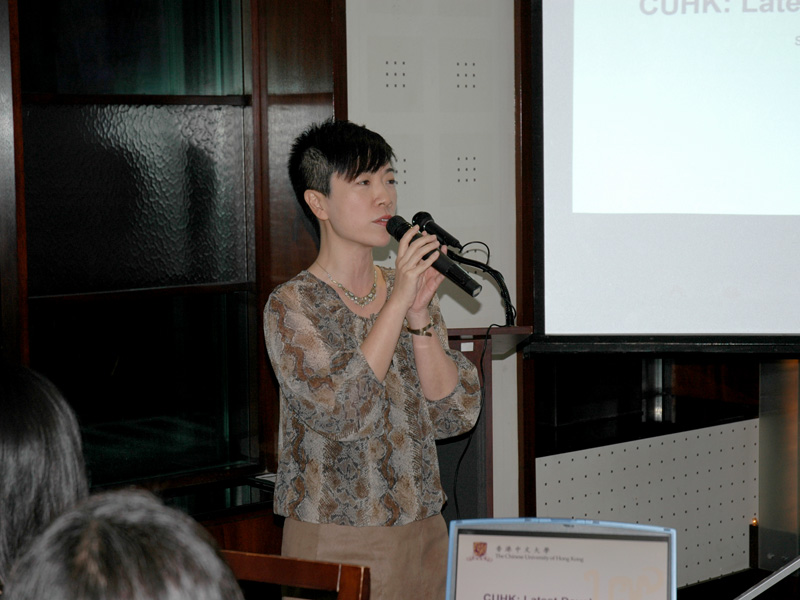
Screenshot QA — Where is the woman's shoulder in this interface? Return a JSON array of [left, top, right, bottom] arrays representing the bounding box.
[[268, 271, 325, 308]]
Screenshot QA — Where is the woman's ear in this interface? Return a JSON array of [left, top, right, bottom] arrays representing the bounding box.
[[304, 190, 329, 222]]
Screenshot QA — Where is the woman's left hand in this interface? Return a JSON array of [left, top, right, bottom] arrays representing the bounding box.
[[393, 226, 446, 318], [407, 245, 446, 318]]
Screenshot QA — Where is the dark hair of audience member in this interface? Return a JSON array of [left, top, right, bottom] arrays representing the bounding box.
[[3, 489, 245, 600], [0, 361, 89, 592]]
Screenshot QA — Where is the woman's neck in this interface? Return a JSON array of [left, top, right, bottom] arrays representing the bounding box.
[[309, 250, 385, 316], [313, 246, 375, 288]]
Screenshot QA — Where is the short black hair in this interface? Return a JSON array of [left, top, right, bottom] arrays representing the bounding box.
[[4, 489, 244, 600], [288, 119, 395, 238]]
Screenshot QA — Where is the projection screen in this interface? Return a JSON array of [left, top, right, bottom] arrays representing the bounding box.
[[540, 0, 800, 339]]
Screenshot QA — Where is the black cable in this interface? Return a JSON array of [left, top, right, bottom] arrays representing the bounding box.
[[451, 323, 501, 521], [444, 239, 517, 519], [460, 240, 491, 262], [448, 246, 516, 327]]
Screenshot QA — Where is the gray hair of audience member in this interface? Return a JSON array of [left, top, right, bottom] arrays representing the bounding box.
[[0, 361, 89, 592], [3, 489, 244, 600]]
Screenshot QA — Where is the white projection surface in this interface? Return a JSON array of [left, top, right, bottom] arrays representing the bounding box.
[[542, 0, 800, 335]]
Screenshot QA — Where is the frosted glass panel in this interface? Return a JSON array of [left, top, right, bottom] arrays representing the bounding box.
[[23, 103, 253, 296]]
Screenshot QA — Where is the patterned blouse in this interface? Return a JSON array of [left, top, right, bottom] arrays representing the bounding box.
[[263, 266, 482, 527]]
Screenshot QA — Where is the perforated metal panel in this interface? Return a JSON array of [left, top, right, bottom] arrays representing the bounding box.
[[536, 419, 759, 587], [346, 0, 517, 332]]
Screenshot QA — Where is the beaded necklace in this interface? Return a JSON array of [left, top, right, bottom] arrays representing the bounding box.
[[318, 264, 378, 307]]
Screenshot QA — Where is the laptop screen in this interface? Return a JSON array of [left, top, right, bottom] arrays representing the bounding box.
[[446, 518, 677, 600]]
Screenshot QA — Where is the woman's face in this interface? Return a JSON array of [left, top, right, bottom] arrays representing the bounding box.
[[322, 163, 398, 249]]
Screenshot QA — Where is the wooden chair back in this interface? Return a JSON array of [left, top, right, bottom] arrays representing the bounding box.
[[220, 549, 370, 600]]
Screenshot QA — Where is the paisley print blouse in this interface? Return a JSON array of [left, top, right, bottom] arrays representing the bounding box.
[[263, 267, 481, 527]]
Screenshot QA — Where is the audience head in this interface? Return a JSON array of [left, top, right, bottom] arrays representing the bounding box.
[[288, 118, 395, 238], [0, 361, 89, 592], [4, 489, 244, 600]]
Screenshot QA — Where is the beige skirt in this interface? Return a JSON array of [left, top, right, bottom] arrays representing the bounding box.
[[281, 514, 449, 600]]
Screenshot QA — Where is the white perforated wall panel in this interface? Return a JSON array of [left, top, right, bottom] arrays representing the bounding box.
[[345, 0, 515, 327], [347, 0, 521, 517], [535, 420, 759, 587]]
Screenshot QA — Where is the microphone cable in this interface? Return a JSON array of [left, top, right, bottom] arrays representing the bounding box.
[[436, 237, 518, 520], [451, 322, 501, 521], [449, 241, 517, 327]]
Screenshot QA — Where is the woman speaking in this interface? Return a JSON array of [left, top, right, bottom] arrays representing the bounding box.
[[264, 119, 481, 599]]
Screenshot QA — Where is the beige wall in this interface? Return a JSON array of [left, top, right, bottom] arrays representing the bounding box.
[[346, 0, 519, 517]]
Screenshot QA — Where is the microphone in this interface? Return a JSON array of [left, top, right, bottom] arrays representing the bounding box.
[[412, 212, 463, 250], [386, 216, 482, 298]]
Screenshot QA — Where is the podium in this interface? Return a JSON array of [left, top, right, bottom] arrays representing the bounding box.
[[439, 326, 531, 524]]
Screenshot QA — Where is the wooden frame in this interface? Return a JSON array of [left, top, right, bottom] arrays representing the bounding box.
[[221, 549, 370, 600], [515, 0, 538, 517], [0, 0, 28, 364]]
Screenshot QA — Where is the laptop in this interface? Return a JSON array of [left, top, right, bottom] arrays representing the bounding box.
[[446, 517, 677, 600]]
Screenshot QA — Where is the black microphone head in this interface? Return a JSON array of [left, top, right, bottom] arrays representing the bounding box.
[[411, 211, 463, 250], [386, 215, 411, 241], [412, 212, 433, 229]]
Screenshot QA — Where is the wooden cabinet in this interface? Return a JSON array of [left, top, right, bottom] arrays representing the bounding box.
[[204, 507, 284, 555]]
